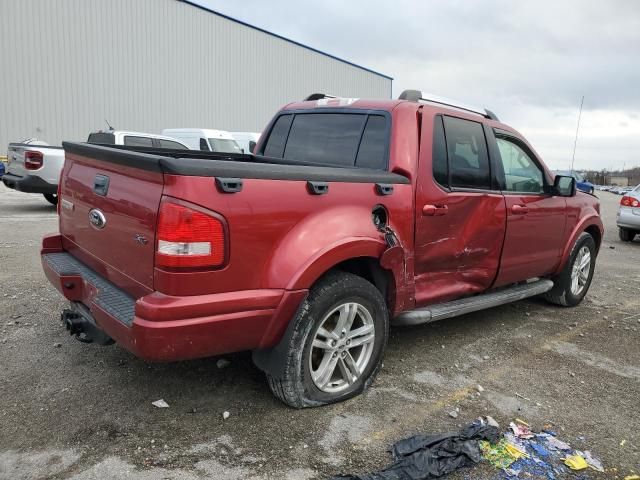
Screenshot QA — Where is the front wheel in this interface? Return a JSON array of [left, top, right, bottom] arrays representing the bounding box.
[[619, 227, 636, 242], [543, 232, 596, 307], [43, 193, 58, 205], [266, 271, 388, 408]]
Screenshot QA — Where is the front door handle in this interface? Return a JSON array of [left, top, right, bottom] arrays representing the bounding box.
[[423, 204, 448, 216], [511, 204, 529, 214]]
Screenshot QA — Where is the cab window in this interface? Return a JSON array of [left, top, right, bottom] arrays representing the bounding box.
[[496, 137, 544, 193], [123, 136, 153, 147]]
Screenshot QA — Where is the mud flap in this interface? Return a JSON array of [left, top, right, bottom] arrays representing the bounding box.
[[251, 296, 308, 380]]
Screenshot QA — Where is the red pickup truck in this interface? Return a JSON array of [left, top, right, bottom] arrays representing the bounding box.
[[41, 91, 603, 407]]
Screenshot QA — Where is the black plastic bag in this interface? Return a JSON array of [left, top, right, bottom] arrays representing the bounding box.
[[331, 417, 499, 480]]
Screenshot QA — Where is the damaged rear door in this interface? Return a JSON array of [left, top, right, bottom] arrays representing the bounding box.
[[413, 114, 506, 306]]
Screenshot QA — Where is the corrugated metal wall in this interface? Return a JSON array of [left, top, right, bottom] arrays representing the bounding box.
[[0, 0, 391, 148]]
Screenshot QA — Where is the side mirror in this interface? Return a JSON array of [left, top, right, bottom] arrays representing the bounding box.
[[249, 141, 257, 153], [553, 175, 576, 197]]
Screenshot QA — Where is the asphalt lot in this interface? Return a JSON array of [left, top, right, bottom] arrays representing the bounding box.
[[0, 183, 638, 479]]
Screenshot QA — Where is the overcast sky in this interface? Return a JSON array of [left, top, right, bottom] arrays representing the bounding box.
[[199, 0, 639, 171]]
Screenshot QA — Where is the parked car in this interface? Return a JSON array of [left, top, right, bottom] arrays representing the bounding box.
[[161, 128, 243, 153], [554, 170, 594, 194], [230, 131, 261, 154], [4, 139, 64, 204], [41, 91, 603, 407], [87, 130, 191, 150], [0, 159, 5, 177], [4, 131, 190, 205], [617, 185, 640, 241]]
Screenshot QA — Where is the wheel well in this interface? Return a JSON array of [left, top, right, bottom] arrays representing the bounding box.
[[585, 225, 601, 252], [329, 257, 392, 301]]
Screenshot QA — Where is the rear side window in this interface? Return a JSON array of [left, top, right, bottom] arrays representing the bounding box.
[[200, 138, 211, 151], [158, 139, 188, 149], [262, 113, 389, 169], [263, 114, 293, 158], [87, 132, 115, 144], [124, 136, 154, 147], [442, 116, 491, 190], [355, 115, 387, 169]]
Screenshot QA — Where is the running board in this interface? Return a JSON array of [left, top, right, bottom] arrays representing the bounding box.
[[392, 279, 554, 326]]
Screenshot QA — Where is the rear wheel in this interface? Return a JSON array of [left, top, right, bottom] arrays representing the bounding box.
[[543, 232, 596, 307], [266, 271, 388, 408], [619, 227, 636, 242], [43, 193, 58, 205]]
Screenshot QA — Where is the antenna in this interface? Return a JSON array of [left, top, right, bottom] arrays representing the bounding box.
[[105, 119, 114, 131], [570, 96, 584, 173]]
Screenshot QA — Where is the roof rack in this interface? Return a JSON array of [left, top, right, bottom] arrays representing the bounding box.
[[398, 90, 499, 121], [304, 93, 338, 101]]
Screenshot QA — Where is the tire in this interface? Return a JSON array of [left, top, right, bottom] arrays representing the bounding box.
[[43, 193, 58, 205], [619, 227, 636, 242], [543, 232, 596, 307], [266, 271, 388, 408]]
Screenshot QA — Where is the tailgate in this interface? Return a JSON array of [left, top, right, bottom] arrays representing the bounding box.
[[59, 144, 164, 295]]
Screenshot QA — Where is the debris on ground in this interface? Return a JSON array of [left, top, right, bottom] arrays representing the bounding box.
[[216, 358, 231, 369], [330, 417, 499, 479], [481, 418, 605, 479], [222, 411, 230, 420], [151, 399, 169, 408]]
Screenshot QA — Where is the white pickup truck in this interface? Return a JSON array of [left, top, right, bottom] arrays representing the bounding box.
[[4, 139, 63, 204], [4, 131, 190, 205]]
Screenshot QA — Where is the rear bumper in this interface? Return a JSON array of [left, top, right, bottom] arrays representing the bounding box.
[[617, 207, 640, 230], [2, 172, 57, 194], [41, 236, 307, 361]]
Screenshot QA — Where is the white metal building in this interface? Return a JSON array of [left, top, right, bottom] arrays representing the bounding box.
[[0, 0, 392, 148]]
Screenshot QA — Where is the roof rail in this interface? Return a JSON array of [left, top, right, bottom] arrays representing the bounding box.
[[304, 93, 338, 101], [398, 90, 499, 121]]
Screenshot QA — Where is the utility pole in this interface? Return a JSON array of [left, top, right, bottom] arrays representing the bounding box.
[[570, 96, 584, 173]]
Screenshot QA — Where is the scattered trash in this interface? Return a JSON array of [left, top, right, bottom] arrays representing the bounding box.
[[510, 422, 534, 439], [476, 385, 485, 393], [483, 355, 490, 360], [53, 342, 62, 348], [216, 358, 231, 369], [624, 475, 640, 480], [480, 438, 527, 469], [620, 439, 627, 446], [448, 410, 459, 419], [514, 392, 531, 402], [222, 411, 230, 420], [330, 417, 499, 480], [151, 399, 169, 408], [479, 418, 604, 479], [578, 450, 604, 472], [540, 433, 571, 451], [564, 453, 588, 470]]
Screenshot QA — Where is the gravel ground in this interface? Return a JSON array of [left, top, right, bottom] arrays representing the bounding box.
[[0, 184, 638, 479]]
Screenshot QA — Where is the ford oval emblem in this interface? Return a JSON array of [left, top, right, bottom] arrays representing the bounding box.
[[88, 209, 107, 229]]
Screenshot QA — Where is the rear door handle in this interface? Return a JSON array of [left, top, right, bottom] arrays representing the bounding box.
[[511, 204, 529, 214], [423, 204, 448, 216]]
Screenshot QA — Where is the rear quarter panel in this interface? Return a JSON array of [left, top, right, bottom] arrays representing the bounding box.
[[157, 175, 415, 299]]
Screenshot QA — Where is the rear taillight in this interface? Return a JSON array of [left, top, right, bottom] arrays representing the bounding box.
[[155, 200, 226, 269], [621, 195, 639, 207], [24, 151, 43, 170]]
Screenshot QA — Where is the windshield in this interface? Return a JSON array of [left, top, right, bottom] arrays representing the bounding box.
[[208, 138, 242, 154]]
